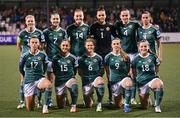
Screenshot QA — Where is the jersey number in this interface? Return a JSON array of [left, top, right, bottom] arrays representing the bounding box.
[[76, 32, 83, 39], [142, 64, 149, 71], [115, 63, 120, 69], [60, 65, 68, 71], [88, 64, 93, 71], [31, 61, 38, 69], [123, 30, 128, 36], [54, 37, 58, 44], [100, 32, 104, 38]]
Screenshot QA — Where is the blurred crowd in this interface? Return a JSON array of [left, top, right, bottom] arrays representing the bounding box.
[[0, 5, 178, 35]]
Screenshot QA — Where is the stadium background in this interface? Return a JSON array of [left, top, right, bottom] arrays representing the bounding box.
[[0, 0, 180, 117]]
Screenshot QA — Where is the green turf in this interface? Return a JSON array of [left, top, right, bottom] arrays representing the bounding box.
[[0, 44, 180, 117]]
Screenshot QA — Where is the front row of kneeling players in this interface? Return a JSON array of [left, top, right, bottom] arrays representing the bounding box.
[[19, 36, 164, 114]]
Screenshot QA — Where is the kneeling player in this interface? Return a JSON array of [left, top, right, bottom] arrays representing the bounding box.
[[52, 40, 78, 113], [132, 40, 164, 113], [78, 38, 105, 112], [19, 36, 52, 113], [104, 38, 133, 112]]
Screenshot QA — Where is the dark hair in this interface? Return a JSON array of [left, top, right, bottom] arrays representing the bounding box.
[[51, 13, 60, 18], [29, 35, 39, 42], [97, 5, 105, 12]]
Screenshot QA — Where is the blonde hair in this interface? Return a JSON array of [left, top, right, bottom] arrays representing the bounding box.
[[112, 38, 129, 61], [85, 37, 96, 46]]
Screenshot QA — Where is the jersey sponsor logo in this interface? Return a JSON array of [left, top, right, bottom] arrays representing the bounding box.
[[100, 28, 104, 31], [59, 33, 63, 37], [106, 27, 110, 31]]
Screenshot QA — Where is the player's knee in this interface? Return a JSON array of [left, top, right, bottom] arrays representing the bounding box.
[[151, 79, 164, 89], [93, 77, 104, 87], [123, 77, 133, 88], [65, 78, 77, 88]]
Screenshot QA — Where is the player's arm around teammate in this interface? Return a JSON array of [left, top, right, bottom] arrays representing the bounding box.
[[52, 40, 78, 113], [78, 38, 105, 112], [104, 38, 133, 112], [132, 40, 164, 113], [19, 36, 52, 113]]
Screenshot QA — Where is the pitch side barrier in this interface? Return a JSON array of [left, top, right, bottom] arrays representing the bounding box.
[[161, 33, 180, 43], [0, 33, 180, 45]]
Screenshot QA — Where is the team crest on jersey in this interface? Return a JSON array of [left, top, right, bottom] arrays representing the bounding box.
[[148, 31, 152, 34], [38, 57, 41, 60], [93, 59, 97, 62], [82, 28, 86, 31], [67, 60, 71, 63], [148, 59, 152, 63], [58, 60, 61, 63], [106, 27, 110, 31], [129, 25, 132, 29]]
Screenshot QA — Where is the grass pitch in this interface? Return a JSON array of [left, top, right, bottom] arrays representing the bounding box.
[[0, 44, 180, 117]]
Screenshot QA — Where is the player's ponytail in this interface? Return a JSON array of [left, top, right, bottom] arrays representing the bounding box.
[[112, 38, 129, 61]]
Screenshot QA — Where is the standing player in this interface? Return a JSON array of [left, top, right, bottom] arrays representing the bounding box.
[[137, 11, 162, 62], [90, 6, 116, 104], [78, 38, 105, 112], [132, 40, 164, 113], [19, 36, 52, 113], [104, 38, 132, 112], [43, 13, 67, 107], [137, 11, 162, 106], [16, 15, 45, 109], [52, 40, 78, 113], [66, 8, 90, 57], [114, 8, 140, 105]]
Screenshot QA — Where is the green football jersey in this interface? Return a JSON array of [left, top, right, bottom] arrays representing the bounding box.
[[132, 53, 160, 86], [52, 53, 77, 87], [114, 20, 140, 53], [18, 28, 45, 54], [105, 52, 130, 84], [67, 23, 90, 57], [43, 27, 67, 61], [78, 53, 103, 86], [20, 51, 48, 84], [137, 24, 161, 54]]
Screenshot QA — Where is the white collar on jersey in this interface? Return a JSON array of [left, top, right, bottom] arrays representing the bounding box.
[[111, 52, 120, 56], [86, 52, 96, 57], [51, 26, 62, 31], [142, 23, 152, 29], [122, 21, 130, 25], [25, 27, 36, 33], [138, 53, 150, 58], [29, 50, 40, 56], [74, 22, 85, 27]]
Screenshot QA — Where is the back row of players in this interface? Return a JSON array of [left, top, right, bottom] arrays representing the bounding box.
[[16, 7, 164, 114]]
